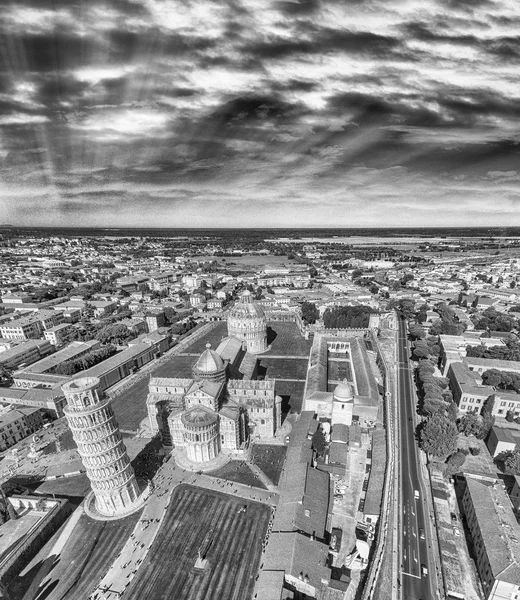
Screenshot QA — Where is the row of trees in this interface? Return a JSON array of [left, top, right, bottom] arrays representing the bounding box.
[[471, 306, 519, 332], [322, 305, 377, 329], [301, 301, 319, 325], [481, 368, 520, 392], [54, 345, 118, 376], [429, 303, 466, 336], [466, 338, 520, 362]]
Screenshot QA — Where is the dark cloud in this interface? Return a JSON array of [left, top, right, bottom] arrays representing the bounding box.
[[244, 27, 402, 59], [277, 0, 321, 16]]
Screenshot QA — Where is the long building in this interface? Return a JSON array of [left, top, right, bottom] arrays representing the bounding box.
[[461, 476, 520, 600]]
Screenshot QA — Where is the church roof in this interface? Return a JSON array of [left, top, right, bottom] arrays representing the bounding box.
[[228, 290, 265, 320], [193, 343, 225, 374], [181, 405, 218, 428], [186, 379, 223, 398]]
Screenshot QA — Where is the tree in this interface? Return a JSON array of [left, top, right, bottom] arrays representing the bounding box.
[[408, 324, 426, 340], [444, 450, 467, 476], [0, 365, 13, 386], [479, 396, 495, 440], [301, 301, 319, 325], [457, 412, 482, 437], [503, 450, 520, 475], [311, 429, 327, 457], [163, 306, 177, 324], [419, 414, 458, 458]]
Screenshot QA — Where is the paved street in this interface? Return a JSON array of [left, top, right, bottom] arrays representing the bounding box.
[[397, 317, 436, 600]]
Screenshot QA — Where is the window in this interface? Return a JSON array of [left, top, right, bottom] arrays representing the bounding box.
[[498, 409, 504, 414]]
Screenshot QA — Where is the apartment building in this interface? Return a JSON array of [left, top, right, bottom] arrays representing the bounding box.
[[0, 407, 44, 451], [447, 362, 494, 413]]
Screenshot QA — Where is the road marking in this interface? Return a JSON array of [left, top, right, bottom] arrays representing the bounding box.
[[401, 571, 421, 580], [413, 551, 418, 563], [412, 529, 416, 537]]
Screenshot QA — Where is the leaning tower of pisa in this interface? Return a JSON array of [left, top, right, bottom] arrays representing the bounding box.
[[62, 377, 142, 518]]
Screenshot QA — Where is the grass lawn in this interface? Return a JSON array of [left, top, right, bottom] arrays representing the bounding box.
[[181, 322, 229, 355], [30, 474, 91, 499], [257, 357, 308, 380], [267, 322, 312, 357], [34, 509, 142, 600], [250, 445, 287, 486], [328, 359, 353, 383], [274, 380, 306, 415], [125, 484, 270, 600], [208, 461, 267, 489]]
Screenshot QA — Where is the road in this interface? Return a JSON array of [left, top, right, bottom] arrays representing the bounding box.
[[397, 316, 435, 600]]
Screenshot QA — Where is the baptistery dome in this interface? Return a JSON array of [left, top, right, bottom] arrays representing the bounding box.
[[227, 290, 268, 354]]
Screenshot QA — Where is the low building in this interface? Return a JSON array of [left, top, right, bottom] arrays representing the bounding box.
[[492, 391, 520, 418], [0, 407, 44, 451], [76, 343, 157, 391], [44, 323, 74, 347], [464, 356, 520, 377], [0, 387, 66, 417], [363, 428, 386, 525], [17, 340, 101, 375], [1, 293, 33, 304], [486, 426, 520, 457], [511, 476, 520, 514], [461, 476, 520, 600], [0, 340, 54, 370]]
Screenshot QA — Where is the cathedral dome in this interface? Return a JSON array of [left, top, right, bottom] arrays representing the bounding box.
[[333, 381, 354, 402], [192, 343, 226, 383], [181, 405, 218, 429], [195, 343, 224, 373]]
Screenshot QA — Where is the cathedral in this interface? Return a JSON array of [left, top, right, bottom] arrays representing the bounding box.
[[146, 291, 282, 464]]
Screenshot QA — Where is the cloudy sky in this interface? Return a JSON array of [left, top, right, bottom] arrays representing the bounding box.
[[0, 0, 519, 228]]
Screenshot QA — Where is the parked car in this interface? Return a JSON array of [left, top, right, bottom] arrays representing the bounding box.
[[453, 527, 461, 537]]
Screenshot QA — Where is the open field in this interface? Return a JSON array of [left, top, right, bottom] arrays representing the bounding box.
[[209, 461, 266, 489], [197, 254, 302, 270], [250, 444, 287, 486], [125, 484, 270, 600], [257, 357, 309, 381], [34, 510, 142, 600]]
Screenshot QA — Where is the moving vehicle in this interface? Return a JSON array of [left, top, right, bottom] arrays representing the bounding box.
[[414, 490, 420, 500], [421, 564, 428, 577], [419, 528, 425, 540]]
